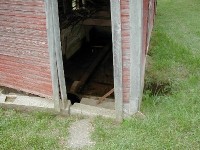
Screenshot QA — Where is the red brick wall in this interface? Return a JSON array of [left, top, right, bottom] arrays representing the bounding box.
[[120, 0, 156, 103], [121, 0, 130, 103], [0, 0, 53, 98]]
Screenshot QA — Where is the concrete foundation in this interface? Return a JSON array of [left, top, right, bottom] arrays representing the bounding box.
[[0, 88, 115, 118], [70, 103, 115, 119]]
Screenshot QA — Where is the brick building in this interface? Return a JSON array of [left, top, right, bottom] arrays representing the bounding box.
[[0, 0, 156, 120]]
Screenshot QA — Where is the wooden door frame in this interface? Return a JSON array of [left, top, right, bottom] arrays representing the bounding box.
[[44, 0, 68, 111], [110, 0, 144, 118], [45, 0, 145, 120], [110, 0, 123, 121], [44, 0, 126, 120]]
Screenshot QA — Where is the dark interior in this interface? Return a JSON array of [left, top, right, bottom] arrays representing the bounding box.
[[57, 0, 114, 104]]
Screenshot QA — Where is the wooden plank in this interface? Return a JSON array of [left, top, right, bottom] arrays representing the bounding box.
[[92, 11, 111, 18], [51, 0, 68, 109], [110, 0, 123, 121], [97, 88, 114, 104], [70, 43, 111, 93], [44, 0, 60, 111], [129, 0, 143, 114], [82, 18, 111, 26]]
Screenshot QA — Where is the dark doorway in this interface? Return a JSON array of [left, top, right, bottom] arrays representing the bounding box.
[[57, 0, 114, 107]]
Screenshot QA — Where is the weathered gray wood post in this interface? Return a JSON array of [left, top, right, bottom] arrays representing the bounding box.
[[129, 0, 144, 114], [110, 0, 123, 121], [110, 0, 144, 119], [44, 0, 68, 111]]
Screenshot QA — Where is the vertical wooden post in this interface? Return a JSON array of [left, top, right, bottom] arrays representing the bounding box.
[[62, 0, 67, 14], [129, 0, 144, 114], [44, 0, 61, 111], [52, 0, 68, 110], [110, 0, 123, 121], [44, 0, 68, 111]]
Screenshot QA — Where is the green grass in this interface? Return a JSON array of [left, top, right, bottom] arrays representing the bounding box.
[[1, 0, 200, 149], [0, 109, 75, 150], [91, 0, 200, 149]]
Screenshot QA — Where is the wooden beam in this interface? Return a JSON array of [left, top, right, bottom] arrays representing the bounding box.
[[70, 43, 111, 93], [92, 11, 111, 18], [129, 0, 143, 114], [44, 0, 60, 111], [97, 88, 114, 104], [52, 0, 68, 109], [82, 18, 111, 26], [110, 0, 123, 121]]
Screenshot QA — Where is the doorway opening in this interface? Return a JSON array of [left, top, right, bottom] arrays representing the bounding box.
[[57, 0, 115, 110]]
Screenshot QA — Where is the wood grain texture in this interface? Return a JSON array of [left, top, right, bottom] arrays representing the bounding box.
[[110, 0, 123, 121]]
